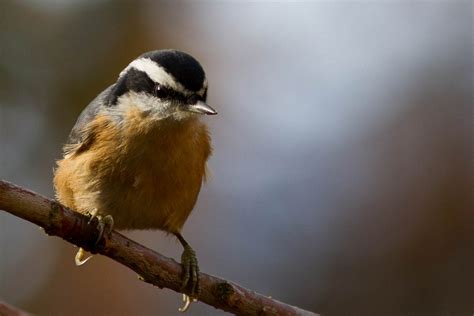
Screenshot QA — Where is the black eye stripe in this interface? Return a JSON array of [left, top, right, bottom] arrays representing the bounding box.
[[187, 94, 199, 104], [154, 84, 188, 102], [107, 69, 154, 105]]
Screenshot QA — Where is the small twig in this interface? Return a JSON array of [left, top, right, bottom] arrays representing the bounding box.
[[0, 180, 318, 316]]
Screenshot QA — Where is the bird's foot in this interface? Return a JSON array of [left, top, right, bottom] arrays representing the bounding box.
[[75, 211, 114, 266], [90, 214, 114, 245], [178, 245, 200, 312]]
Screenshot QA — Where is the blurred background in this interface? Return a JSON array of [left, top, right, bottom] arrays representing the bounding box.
[[0, 1, 472, 315]]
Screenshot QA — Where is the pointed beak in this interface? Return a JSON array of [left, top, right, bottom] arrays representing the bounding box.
[[186, 100, 218, 115]]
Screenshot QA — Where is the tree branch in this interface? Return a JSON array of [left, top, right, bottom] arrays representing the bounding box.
[[0, 180, 317, 316]]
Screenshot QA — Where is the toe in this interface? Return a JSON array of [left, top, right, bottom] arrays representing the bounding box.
[[178, 294, 192, 312], [95, 221, 105, 245], [103, 215, 114, 234], [180, 246, 200, 298], [180, 253, 191, 291], [190, 258, 200, 296], [94, 215, 114, 245]]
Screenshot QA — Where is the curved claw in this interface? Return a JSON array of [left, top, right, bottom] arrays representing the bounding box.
[[94, 214, 114, 245], [75, 247, 93, 266], [178, 294, 197, 313]]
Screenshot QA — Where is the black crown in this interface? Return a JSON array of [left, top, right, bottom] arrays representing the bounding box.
[[140, 50, 206, 92]]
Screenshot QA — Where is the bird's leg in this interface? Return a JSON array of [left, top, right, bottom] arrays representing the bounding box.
[[75, 209, 114, 266], [174, 233, 199, 312]]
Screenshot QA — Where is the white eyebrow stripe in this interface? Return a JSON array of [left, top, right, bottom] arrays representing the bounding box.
[[119, 58, 191, 95]]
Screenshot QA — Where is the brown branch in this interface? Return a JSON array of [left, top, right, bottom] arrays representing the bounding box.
[[0, 180, 318, 316]]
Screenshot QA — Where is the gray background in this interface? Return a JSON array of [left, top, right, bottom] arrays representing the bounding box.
[[1, 1, 472, 315]]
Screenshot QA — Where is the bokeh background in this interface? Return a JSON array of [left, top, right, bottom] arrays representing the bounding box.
[[0, 1, 472, 315]]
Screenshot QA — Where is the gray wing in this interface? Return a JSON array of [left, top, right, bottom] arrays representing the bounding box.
[[64, 85, 114, 155], [67, 85, 114, 145]]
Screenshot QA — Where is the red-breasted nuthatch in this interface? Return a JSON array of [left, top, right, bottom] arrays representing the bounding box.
[[53, 50, 216, 309]]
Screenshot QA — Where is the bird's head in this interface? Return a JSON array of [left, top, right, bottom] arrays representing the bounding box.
[[107, 49, 217, 121]]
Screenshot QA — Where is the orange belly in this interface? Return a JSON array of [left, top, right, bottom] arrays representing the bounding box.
[[54, 109, 211, 233]]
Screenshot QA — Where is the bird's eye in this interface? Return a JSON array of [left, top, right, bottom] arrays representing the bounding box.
[[187, 94, 199, 105], [154, 84, 168, 99]]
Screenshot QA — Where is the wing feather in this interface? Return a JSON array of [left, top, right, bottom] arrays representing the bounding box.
[[63, 85, 114, 156]]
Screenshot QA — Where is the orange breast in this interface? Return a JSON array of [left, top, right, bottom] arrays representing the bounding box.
[[54, 108, 212, 233]]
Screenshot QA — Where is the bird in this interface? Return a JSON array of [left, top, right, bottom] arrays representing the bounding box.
[[53, 49, 216, 310]]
